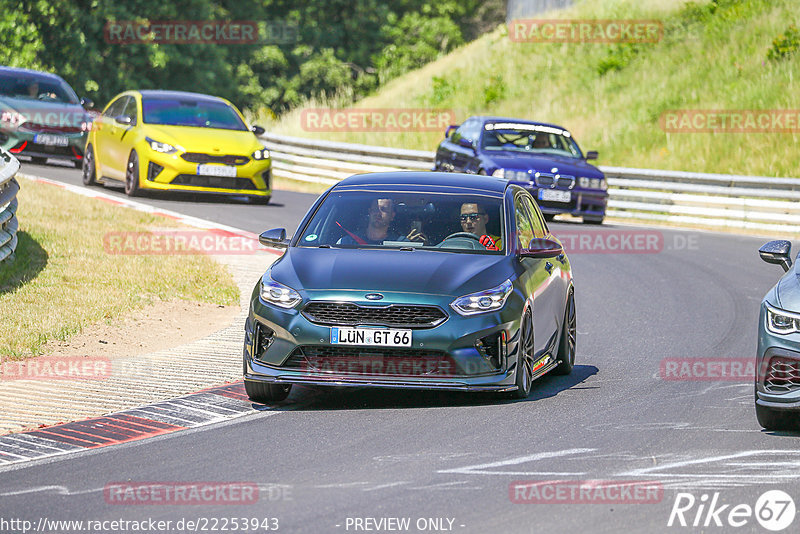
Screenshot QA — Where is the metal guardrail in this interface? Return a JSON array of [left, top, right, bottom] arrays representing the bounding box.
[[261, 132, 800, 233], [0, 147, 20, 263]]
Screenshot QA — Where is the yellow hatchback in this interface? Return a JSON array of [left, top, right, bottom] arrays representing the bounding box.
[[83, 90, 272, 203]]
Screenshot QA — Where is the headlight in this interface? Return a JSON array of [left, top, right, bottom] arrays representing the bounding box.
[[146, 137, 178, 154], [578, 177, 607, 190], [493, 169, 529, 181], [451, 279, 513, 316], [252, 147, 270, 160], [260, 277, 302, 309], [767, 305, 800, 335]]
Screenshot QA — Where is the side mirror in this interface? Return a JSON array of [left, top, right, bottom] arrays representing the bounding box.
[[458, 137, 475, 151], [80, 97, 94, 110], [445, 124, 459, 138], [251, 125, 266, 136], [114, 115, 132, 126], [259, 228, 289, 249], [759, 240, 792, 272], [520, 237, 563, 258], [585, 150, 598, 160]]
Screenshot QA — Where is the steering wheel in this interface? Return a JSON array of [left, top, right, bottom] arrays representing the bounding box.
[[442, 232, 482, 242]]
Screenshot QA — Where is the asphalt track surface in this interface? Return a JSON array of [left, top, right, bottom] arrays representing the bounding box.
[[2, 160, 799, 534]]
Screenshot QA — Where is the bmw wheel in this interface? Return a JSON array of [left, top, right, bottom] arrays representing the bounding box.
[[124, 151, 140, 197]]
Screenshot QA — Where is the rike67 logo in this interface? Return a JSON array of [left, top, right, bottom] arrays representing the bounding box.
[[668, 490, 796, 531]]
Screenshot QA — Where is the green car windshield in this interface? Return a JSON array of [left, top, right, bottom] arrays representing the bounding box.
[[298, 190, 506, 254], [481, 122, 583, 159]]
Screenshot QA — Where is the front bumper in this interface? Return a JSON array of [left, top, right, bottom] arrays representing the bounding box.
[[138, 150, 272, 197], [2, 127, 86, 162], [243, 288, 525, 392], [513, 182, 608, 218], [755, 303, 800, 410]]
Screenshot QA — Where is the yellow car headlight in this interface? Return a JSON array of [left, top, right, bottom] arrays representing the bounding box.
[[146, 137, 178, 154]]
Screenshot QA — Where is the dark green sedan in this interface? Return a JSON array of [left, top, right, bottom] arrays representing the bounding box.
[[243, 171, 576, 402]]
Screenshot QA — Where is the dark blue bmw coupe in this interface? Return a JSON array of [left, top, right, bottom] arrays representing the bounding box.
[[434, 116, 608, 224]]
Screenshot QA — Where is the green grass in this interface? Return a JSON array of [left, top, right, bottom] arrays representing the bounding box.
[[264, 0, 800, 178], [0, 180, 239, 358]]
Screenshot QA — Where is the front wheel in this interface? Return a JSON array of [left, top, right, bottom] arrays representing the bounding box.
[[30, 156, 47, 165], [124, 151, 140, 197], [244, 380, 292, 403], [553, 289, 576, 375], [511, 310, 535, 399], [250, 195, 271, 205], [82, 145, 97, 186], [583, 216, 604, 225], [543, 214, 556, 222]]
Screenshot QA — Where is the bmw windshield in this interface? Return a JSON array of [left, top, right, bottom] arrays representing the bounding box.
[[481, 122, 583, 159], [142, 97, 248, 130], [297, 189, 506, 254]]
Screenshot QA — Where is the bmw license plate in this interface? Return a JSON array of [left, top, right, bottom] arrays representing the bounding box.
[[197, 164, 237, 177], [539, 189, 571, 203], [34, 134, 69, 147], [330, 327, 412, 347]]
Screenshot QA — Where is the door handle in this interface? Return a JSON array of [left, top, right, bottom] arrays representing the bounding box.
[[545, 262, 553, 273]]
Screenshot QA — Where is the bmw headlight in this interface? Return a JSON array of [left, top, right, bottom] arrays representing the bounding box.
[[146, 137, 178, 154], [766, 305, 800, 335], [492, 168, 529, 181], [451, 279, 513, 316], [260, 277, 302, 309], [578, 176, 607, 190], [252, 147, 270, 160]]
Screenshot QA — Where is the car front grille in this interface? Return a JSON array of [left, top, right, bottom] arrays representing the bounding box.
[[170, 174, 257, 190], [535, 173, 575, 189], [181, 153, 249, 165], [302, 302, 447, 328], [19, 123, 83, 134], [283, 346, 464, 376], [764, 357, 800, 394]]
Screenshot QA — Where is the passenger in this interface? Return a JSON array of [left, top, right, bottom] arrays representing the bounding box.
[[459, 202, 502, 250]]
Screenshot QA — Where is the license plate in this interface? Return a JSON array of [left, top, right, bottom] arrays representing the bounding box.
[[539, 189, 571, 203], [34, 134, 69, 147], [197, 164, 237, 177], [330, 327, 412, 347]]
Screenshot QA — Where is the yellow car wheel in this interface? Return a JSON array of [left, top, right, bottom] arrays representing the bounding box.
[[124, 151, 140, 197]]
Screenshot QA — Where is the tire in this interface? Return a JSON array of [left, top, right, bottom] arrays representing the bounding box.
[[511, 309, 535, 399], [478, 169, 487, 176], [250, 195, 271, 205], [583, 216, 604, 225], [124, 151, 140, 197], [30, 156, 47, 165], [244, 379, 292, 403], [755, 394, 797, 430], [553, 289, 576, 375], [73, 160, 82, 169], [543, 214, 556, 222], [82, 145, 97, 186]]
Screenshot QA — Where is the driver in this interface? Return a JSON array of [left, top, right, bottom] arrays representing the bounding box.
[[459, 203, 501, 250], [532, 133, 550, 149], [26, 81, 39, 98]]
